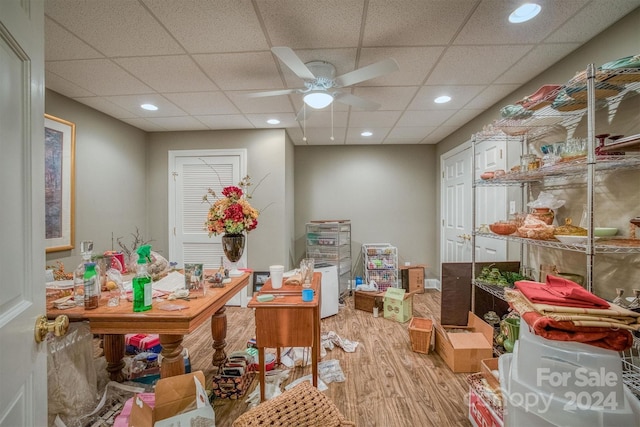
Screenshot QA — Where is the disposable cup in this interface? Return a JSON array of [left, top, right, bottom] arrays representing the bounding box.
[[302, 288, 314, 302], [269, 265, 284, 289]]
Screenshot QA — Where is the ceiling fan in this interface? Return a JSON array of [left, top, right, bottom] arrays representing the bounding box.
[[247, 47, 399, 119]]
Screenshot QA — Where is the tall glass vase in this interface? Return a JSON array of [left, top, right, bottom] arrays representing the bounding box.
[[221, 234, 245, 277]]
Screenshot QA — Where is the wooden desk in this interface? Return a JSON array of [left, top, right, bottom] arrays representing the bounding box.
[[247, 272, 322, 402], [47, 272, 250, 381]]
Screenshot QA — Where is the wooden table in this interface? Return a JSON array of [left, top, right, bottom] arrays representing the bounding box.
[[47, 271, 250, 381], [247, 272, 322, 402]]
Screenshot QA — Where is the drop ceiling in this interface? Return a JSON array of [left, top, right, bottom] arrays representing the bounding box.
[[44, 0, 640, 145]]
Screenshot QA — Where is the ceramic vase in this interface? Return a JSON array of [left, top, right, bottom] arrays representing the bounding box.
[[531, 207, 554, 225], [221, 234, 245, 277], [502, 318, 520, 353]]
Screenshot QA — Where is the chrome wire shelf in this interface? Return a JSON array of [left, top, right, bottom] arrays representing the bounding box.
[[475, 233, 640, 254], [473, 280, 509, 301]]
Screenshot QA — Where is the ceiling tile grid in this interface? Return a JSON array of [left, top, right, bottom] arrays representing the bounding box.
[[43, 0, 640, 145]]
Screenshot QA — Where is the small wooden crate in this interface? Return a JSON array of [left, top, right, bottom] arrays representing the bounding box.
[[354, 290, 384, 313], [408, 317, 433, 354]]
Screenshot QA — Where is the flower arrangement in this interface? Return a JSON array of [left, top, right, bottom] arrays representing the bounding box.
[[204, 176, 259, 236]]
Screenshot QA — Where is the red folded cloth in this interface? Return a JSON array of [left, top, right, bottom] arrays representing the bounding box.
[[521, 310, 634, 352], [515, 275, 610, 309]]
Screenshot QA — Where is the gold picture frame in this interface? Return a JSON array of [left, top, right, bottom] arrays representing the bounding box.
[[44, 114, 75, 252]]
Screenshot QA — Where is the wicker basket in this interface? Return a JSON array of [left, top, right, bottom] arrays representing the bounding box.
[[232, 381, 355, 427], [408, 316, 433, 354]]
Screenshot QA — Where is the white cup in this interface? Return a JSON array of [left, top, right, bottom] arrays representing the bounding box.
[[269, 265, 284, 289]]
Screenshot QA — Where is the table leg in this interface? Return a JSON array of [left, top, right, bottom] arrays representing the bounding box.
[[313, 307, 319, 387], [159, 334, 185, 378], [103, 334, 125, 382], [211, 305, 228, 370], [258, 346, 266, 402]]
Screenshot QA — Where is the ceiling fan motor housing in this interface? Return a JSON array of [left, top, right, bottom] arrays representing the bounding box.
[[304, 60, 336, 90]]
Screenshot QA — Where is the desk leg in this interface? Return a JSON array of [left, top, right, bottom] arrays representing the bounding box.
[[159, 334, 185, 378], [103, 334, 125, 382], [211, 305, 228, 370], [258, 346, 266, 402]]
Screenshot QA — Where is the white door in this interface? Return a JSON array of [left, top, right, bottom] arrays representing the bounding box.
[[168, 149, 248, 306], [474, 138, 508, 261], [0, 1, 48, 426], [441, 143, 473, 263]]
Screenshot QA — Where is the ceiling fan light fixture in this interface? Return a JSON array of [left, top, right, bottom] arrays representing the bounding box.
[[509, 3, 541, 23], [303, 91, 333, 109]]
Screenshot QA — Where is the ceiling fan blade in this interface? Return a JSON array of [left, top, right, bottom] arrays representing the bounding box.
[[245, 89, 299, 98], [335, 58, 399, 87], [334, 92, 381, 111], [271, 47, 316, 81]]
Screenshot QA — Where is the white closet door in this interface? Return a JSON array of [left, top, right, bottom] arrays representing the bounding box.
[[474, 139, 508, 261], [168, 149, 248, 306]]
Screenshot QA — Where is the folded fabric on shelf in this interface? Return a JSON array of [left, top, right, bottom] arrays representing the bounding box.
[[514, 274, 610, 309], [504, 288, 635, 352]]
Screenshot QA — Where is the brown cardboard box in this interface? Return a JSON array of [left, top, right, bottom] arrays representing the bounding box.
[[480, 358, 500, 390], [129, 371, 215, 427], [434, 312, 494, 373], [400, 265, 425, 294], [354, 290, 384, 312]]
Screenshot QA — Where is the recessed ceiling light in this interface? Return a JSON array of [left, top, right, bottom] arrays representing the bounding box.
[[434, 95, 452, 104], [266, 119, 280, 125], [140, 103, 158, 111], [361, 131, 373, 137], [509, 3, 541, 23]]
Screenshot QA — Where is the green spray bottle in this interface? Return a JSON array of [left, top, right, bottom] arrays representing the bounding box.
[[133, 245, 153, 312]]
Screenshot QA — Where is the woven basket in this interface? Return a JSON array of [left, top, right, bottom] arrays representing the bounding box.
[[232, 381, 355, 427]]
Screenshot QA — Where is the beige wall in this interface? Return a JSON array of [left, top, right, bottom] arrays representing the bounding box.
[[294, 144, 438, 280], [45, 89, 148, 268]]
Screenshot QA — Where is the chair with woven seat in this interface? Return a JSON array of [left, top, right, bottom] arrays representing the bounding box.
[[232, 381, 355, 427]]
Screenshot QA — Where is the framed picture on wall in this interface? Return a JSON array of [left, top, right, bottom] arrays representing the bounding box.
[[253, 271, 269, 293], [44, 114, 76, 253]]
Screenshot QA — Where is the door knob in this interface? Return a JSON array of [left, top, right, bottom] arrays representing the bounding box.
[[34, 314, 69, 343]]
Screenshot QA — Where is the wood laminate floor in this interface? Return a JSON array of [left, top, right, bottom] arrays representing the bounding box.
[[180, 290, 472, 427]]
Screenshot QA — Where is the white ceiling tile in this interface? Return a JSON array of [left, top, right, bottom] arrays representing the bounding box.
[[256, 0, 364, 49], [104, 94, 187, 117], [115, 56, 218, 93], [45, 0, 183, 56], [495, 44, 581, 85], [454, 0, 589, 45], [358, 47, 446, 86], [47, 59, 153, 96], [245, 113, 299, 128], [345, 127, 389, 144], [397, 110, 456, 127], [45, 72, 95, 98], [443, 109, 485, 127], [299, 111, 349, 128], [145, 116, 209, 131], [164, 92, 239, 115], [195, 115, 255, 129], [300, 127, 347, 145], [73, 97, 138, 119], [227, 91, 296, 114], [352, 86, 419, 111], [466, 84, 521, 109], [364, 0, 477, 46], [142, 0, 269, 53], [383, 138, 426, 145], [387, 127, 436, 139], [421, 126, 459, 144], [427, 45, 532, 85], [120, 118, 168, 132], [349, 111, 401, 128], [545, 0, 640, 43], [45, 18, 102, 61], [193, 52, 284, 90], [285, 127, 304, 144], [408, 85, 486, 110]]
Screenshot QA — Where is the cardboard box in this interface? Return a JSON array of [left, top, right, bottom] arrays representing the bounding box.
[[129, 371, 215, 427], [480, 358, 500, 390], [400, 265, 426, 294], [354, 290, 384, 313], [468, 387, 503, 427], [383, 288, 413, 323], [434, 312, 494, 373]]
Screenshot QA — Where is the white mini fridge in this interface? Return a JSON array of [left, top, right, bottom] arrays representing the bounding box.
[[315, 264, 339, 318]]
